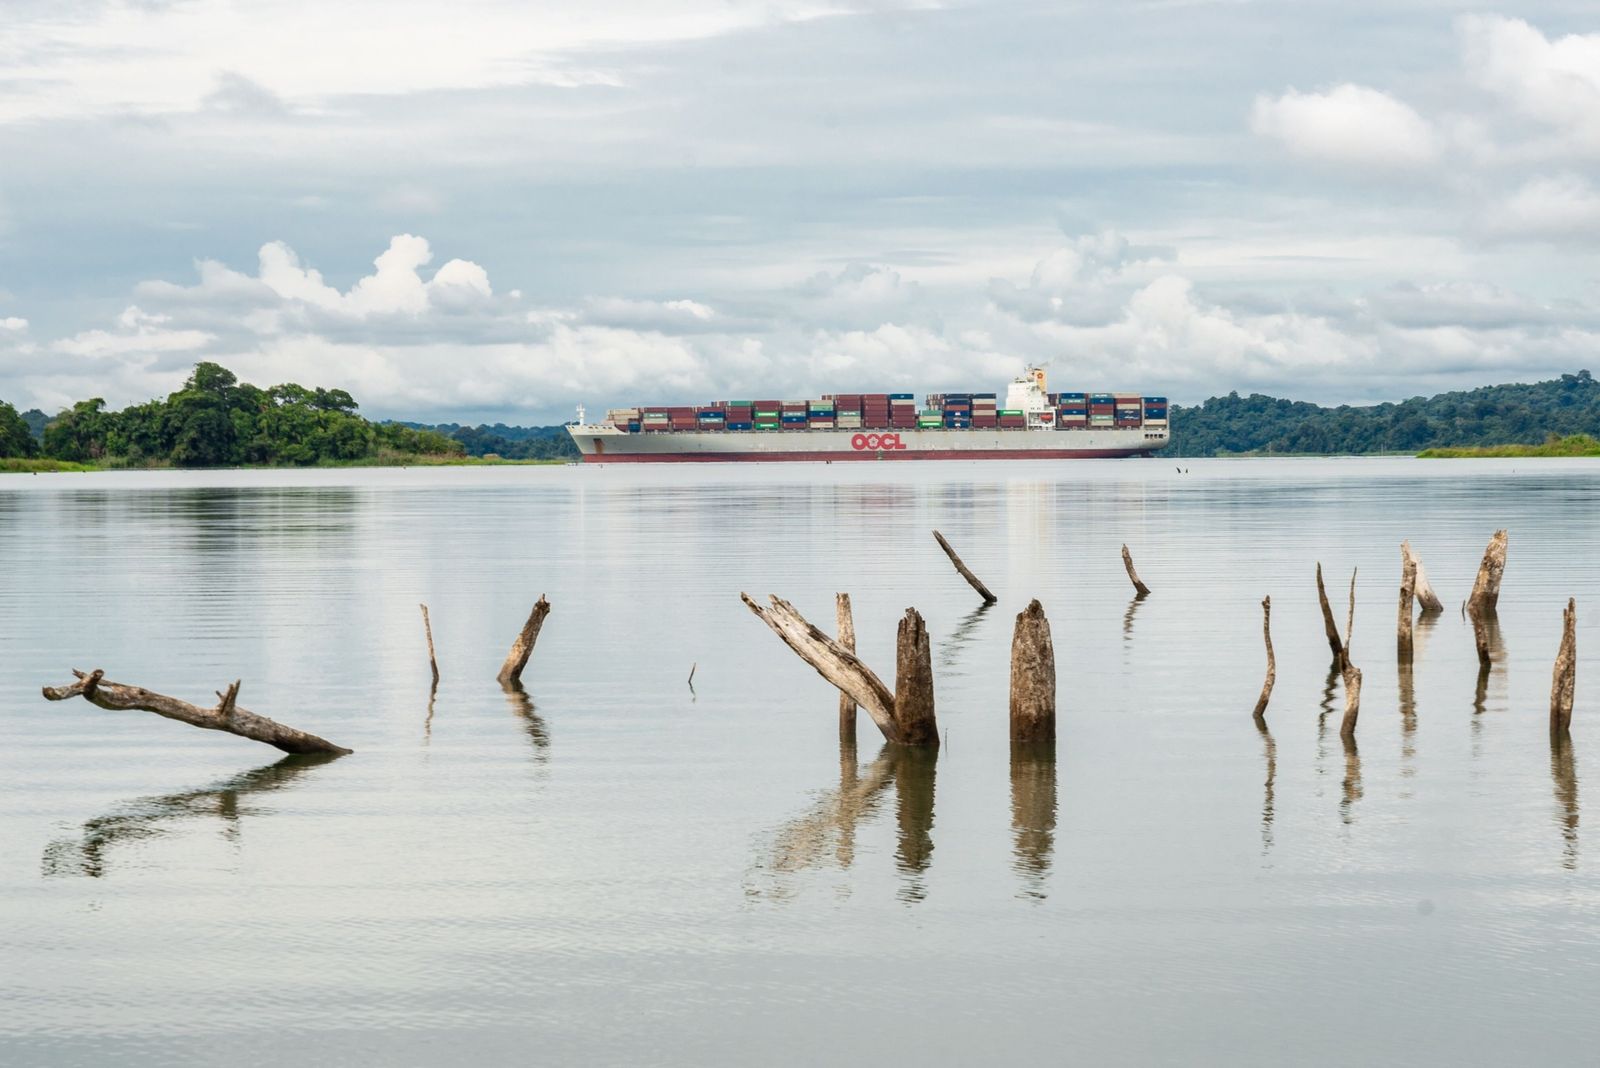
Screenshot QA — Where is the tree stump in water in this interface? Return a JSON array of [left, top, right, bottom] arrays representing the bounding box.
[[893, 609, 939, 747], [42, 670, 351, 755], [1121, 544, 1150, 598], [497, 596, 551, 685], [1468, 530, 1509, 618], [1551, 598, 1577, 734], [1009, 599, 1056, 742], [1397, 544, 1417, 657], [1404, 541, 1443, 614]]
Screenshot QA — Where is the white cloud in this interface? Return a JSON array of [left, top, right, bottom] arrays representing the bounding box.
[[1, 317, 26, 332], [1251, 84, 1438, 170], [1459, 15, 1600, 149], [1489, 174, 1600, 241], [50, 306, 215, 360]]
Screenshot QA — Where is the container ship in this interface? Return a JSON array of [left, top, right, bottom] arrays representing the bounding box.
[[567, 368, 1168, 462]]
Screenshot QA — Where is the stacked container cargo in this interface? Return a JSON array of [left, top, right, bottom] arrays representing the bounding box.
[[890, 394, 916, 429], [1056, 391, 1087, 430], [972, 392, 998, 428], [754, 400, 781, 431], [999, 410, 1026, 429], [1114, 393, 1143, 428], [1089, 392, 1115, 428], [1143, 397, 1168, 426], [725, 402, 753, 431], [862, 394, 891, 428]]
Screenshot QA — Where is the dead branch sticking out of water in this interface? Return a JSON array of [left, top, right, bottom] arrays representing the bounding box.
[[41, 670, 351, 755], [1552, 598, 1577, 734], [497, 596, 551, 685], [1316, 563, 1347, 670], [1252, 596, 1275, 722], [837, 593, 857, 745], [1340, 570, 1361, 740], [1009, 599, 1056, 743], [1404, 541, 1443, 614], [742, 594, 939, 746], [420, 603, 440, 689], [1121, 544, 1151, 598], [933, 530, 998, 604]]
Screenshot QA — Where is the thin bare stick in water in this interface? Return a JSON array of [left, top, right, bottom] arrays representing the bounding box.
[[42, 670, 351, 755], [1121, 544, 1151, 598], [687, 662, 697, 690], [933, 530, 998, 604], [497, 596, 551, 685], [1315, 563, 1346, 669], [420, 603, 440, 688], [1340, 570, 1361, 740], [1252, 596, 1275, 722]]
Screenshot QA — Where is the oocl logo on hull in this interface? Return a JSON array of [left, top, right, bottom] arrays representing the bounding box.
[[850, 433, 907, 451]]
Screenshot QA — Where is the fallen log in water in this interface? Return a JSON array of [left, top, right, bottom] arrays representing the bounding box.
[[1009, 599, 1056, 742], [42, 670, 352, 755], [1468, 530, 1509, 618], [837, 593, 857, 745], [1121, 544, 1150, 598], [1551, 598, 1577, 734], [497, 596, 551, 685], [933, 530, 998, 604], [1252, 596, 1275, 722], [742, 594, 939, 746]]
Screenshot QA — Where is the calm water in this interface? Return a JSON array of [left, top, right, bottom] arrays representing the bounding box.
[[3, 458, 1599, 1065]]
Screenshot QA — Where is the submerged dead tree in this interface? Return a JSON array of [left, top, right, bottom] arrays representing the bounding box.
[[497, 596, 551, 685], [1468, 530, 1509, 619], [1315, 563, 1347, 670], [742, 593, 939, 746], [1121, 544, 1151, 598], [42, 669, 352, 755], [1340, 571, 1362, 741], [933, 530, 998, 604], [837, 593, 857, 745], [1552, 598, 1577, 734], [1253, 596, 1276, 722], [1009, 599, 1056, 742]]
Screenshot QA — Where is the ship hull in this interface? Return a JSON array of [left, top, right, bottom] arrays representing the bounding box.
[[568, 426, 1168, 462]]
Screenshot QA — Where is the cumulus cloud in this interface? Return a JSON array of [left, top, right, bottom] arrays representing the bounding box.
[[1459, 15, 1600, 149], [1252, 84, 1438, 170], [1, 317, 26, 332]]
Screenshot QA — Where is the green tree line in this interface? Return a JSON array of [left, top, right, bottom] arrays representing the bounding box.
[[1167, 370, 1600, 456], [0, 362, 462, 466]]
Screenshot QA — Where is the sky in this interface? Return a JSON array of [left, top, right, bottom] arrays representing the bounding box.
[[1, 1, 1598, 423]]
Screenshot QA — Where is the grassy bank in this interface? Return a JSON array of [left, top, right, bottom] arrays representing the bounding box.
[[1418, 434, 1600, 458], [0, 458, 102, 473]]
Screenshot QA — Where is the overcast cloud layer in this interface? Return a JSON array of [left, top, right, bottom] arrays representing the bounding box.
[[2, 1, 1599, 420]]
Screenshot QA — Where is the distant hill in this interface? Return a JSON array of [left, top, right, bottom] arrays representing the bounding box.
[[1167, 371, 1600, 457], [394, 421, 580, 461]]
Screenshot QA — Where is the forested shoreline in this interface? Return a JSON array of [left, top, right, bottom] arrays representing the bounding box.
[[5, 368, 1599, 466]]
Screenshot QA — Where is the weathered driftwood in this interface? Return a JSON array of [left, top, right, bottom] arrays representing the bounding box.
[[497, 596, 551, 685], [1468, 529, 1509, 618], [420, 603, 440, 688], [742, 594, 938, 746], [1397, 544, 1417, 656], [1009, 599, 1056, 742], [893, 609, 939, 747], [837, 592, 857, 745], [933, 530, 998, 604], [1404, 541, 1443, 614], [1121, 544, 1151, 598], [1252, 596, 1275, 722], [42, 669, 351, 755], [1315, 563, 1346, 669], [1551, 597, 1577, 734]]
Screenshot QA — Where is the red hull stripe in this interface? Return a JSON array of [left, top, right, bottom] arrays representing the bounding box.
[[582, 448, 1154, 463]]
